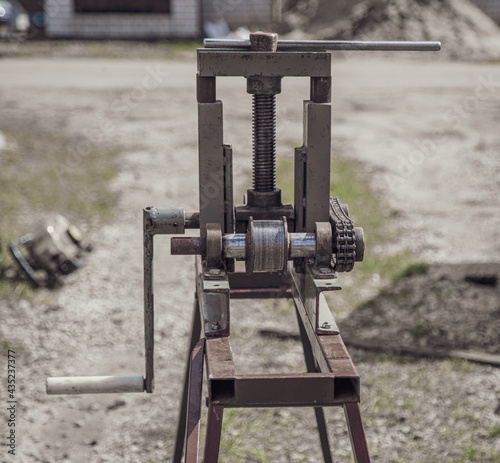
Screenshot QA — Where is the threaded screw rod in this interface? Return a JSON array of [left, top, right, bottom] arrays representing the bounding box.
[[252, 94, 276, 192]]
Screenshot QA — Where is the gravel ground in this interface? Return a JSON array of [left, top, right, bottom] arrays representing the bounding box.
[[0, 46, 499, 462]]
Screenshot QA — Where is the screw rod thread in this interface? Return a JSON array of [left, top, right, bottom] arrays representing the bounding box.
[[252, 94, 276, 192]]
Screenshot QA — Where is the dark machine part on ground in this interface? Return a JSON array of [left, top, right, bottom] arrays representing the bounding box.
[[9, 213, 92, 288], [0, 0, 30, 39], [46, 33, 440, 463]]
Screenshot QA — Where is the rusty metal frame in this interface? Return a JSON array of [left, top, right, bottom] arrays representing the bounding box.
[[173, 43, 370, 463], [173, 256, 369, 462], [197, 50, 331, 77]]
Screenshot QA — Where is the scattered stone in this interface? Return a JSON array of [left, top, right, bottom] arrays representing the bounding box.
[[282, 0, 500, 61]]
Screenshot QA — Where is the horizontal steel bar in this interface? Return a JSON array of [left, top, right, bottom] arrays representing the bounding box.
[[223, 235, 245, 258], [172, 233, 316, 258], [230, 288, 292, 299], [46, 375, 145, 394], [290, 232, 316, 257], [211, 373, 337, 407], [204, 39, 441, 52], [198, 50, 331, 77]]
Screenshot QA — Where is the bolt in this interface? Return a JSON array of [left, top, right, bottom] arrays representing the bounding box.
[[211, 322, 220, 331], [321, 322, 331, 329]]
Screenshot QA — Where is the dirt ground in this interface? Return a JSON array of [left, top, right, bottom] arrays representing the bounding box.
[[1, 45, 499, 462]]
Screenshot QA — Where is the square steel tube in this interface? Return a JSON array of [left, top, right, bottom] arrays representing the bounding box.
[[205, 333, 359, 407], [303, 101, 332, 231], [211, 374, 336, 407], [228, 270, 291, 299], [198, 101, 225, 238], [197, 50, 331, 77]]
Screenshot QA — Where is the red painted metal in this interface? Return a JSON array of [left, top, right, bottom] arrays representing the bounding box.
[[203, 405, 224, 463], [344, 402, 371, 463], [185, 339, 205, 463]]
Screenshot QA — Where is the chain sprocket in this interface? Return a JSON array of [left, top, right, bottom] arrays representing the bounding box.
[[329, 197, 356, 272]]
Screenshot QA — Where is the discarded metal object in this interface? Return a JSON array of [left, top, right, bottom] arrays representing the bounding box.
[[9, 213, 91, 288], [46, 32, 441, 462]]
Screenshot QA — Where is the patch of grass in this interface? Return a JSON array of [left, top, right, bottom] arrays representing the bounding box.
[[451, 358, 472, 374], [488, 449, 500, 463], [276, 156, 420, 315], [217, 408, 283, 463], [452, 411, 481, 426], [489, 425, 500, 438], [407, 324, 431, 338], [0, 128, 119, 296], [462, 445, 481, 461], [276, 157, 387, 244], [402, 398, 416, 411], [397, 262, 429, 279], [3, 40, 202, 59]]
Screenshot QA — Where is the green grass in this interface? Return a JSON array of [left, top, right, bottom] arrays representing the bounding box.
[[0, 128, 119, 296], [397, 262, 429, 279], [407, 324, 431, 338], [206, 408, 286, 463], [276, 156, 420, 311], [489, 425, 500, 438], [276, 156, 387, 243], [2, 40, 202, 59]]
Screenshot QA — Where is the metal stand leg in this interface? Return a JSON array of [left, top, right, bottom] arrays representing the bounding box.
[[185, 339, 206, 463], [203, 405, 224, 463], [173, 297, 202, 463], [344, 402, 371, 463], [295, 306, 333, 463]]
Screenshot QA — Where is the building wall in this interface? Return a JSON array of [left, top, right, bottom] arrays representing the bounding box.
[[473, 0, 500, 23], [44, 0, 200, 39], [202, 0, 277, 29]]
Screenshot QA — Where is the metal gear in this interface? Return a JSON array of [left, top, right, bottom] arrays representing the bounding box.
[[329, 197, 356, 272]]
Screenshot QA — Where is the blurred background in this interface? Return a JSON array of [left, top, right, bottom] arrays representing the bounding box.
[[0, 1, 499, 462]]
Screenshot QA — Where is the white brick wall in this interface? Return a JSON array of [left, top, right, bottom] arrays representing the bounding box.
[[44, 0, 200, 39]]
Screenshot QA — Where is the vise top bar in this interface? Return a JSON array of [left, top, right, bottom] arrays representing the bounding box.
[[197, 50, 331, 77], [204, 39, 442, 52]]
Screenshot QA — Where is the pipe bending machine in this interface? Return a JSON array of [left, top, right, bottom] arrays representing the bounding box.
[[47, 33, 440, 462]]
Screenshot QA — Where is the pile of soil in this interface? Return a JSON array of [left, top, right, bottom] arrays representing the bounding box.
[[339, 263, 500, 354], [281, 0, 500, 60]]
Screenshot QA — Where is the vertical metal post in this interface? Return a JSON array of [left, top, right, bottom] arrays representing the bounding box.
[[203, 405, 224, 463], [223, 145, 234, 234], [143, 215, 154, 393], [303, 100, 331, 231], [296, 306, 333, 463], [294, 146, 306, 232], [198, 101, 225, 238], [344, 402, 371, 463], [185, 339, 206, 463], [173, 298, 202, 463]]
